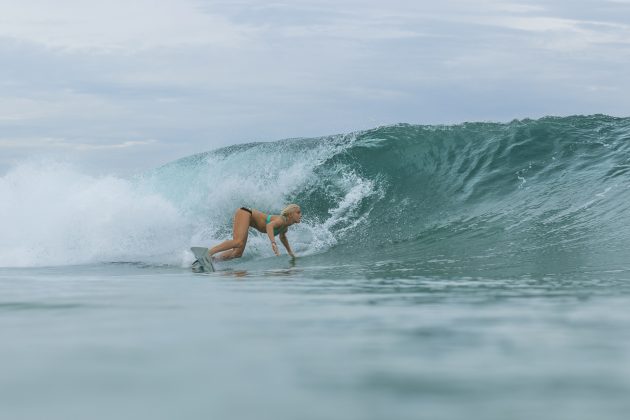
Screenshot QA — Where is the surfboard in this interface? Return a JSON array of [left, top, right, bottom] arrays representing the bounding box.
[[190, 247, 215, 272]]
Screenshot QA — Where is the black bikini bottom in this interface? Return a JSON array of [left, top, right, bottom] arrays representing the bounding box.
[[240, 207, 253, 215]]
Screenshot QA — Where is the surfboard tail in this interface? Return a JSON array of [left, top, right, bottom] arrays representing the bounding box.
[[190, 247, 215, 272]]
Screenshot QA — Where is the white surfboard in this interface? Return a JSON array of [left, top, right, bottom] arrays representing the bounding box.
[[191, 247, 215, 272]]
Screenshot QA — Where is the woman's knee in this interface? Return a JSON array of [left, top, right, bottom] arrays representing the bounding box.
[[232, 247, 245, 258]]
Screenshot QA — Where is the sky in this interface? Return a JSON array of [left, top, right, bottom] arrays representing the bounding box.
[[1, 0, 629, 174]]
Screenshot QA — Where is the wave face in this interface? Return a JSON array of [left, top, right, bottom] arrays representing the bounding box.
[[2, 115, 630, 274]]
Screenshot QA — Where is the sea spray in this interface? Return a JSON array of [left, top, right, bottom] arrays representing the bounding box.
[[2, 115, 630, 273], [0, 135, 378, 266], [0, 161, 189, 267]]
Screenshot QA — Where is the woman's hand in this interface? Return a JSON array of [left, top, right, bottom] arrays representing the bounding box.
[[271, 242, 280, 256]]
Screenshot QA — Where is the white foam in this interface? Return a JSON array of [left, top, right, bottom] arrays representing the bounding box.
[[0, 161, 188, 267], [178, 138, 380, 259], [0, 137, 378, 267]]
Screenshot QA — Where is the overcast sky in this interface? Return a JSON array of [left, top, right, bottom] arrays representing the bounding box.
[[1, 0, 629, 174]]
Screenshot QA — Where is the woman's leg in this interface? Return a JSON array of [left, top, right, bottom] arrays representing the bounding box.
[[208, 209, 250, 260]]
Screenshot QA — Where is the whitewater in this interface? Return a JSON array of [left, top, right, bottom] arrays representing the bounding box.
[[2, 114, 630, 273], [2, 115, 630, 420]]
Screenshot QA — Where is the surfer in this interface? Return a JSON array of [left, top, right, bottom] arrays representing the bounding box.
[[208, 204, 302, 261]]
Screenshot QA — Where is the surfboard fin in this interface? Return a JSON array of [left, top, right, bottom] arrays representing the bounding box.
[[190, 247, 215, 272]]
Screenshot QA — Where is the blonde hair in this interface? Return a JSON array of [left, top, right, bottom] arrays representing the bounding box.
[[281, 204, 300, 217]]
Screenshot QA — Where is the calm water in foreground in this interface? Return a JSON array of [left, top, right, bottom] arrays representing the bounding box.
[[2, 258, 629, 420]]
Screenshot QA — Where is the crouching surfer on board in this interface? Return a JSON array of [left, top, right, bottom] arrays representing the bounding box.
[[208, 204, 302, 261]]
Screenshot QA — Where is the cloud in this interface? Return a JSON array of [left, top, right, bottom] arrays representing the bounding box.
[[0, 94, 122, 121], [1, 0, 629, 175], [0, 137, 156, 151], [475, 13, 630, 52], [0, 0, 254, 51], [491, 3, 547, 13]]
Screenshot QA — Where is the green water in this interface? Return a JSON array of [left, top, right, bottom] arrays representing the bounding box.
[[2, 262, 629, 420]]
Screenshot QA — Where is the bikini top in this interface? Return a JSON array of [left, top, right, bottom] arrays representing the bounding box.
[[266, 214, 288, 236]]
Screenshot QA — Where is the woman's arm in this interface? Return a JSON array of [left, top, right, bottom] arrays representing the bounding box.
[[279, 233, 295, 258], [266, 219, 281, 256]]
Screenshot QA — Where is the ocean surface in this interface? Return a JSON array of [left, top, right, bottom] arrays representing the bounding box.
[[1, 115, 630, 420]]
